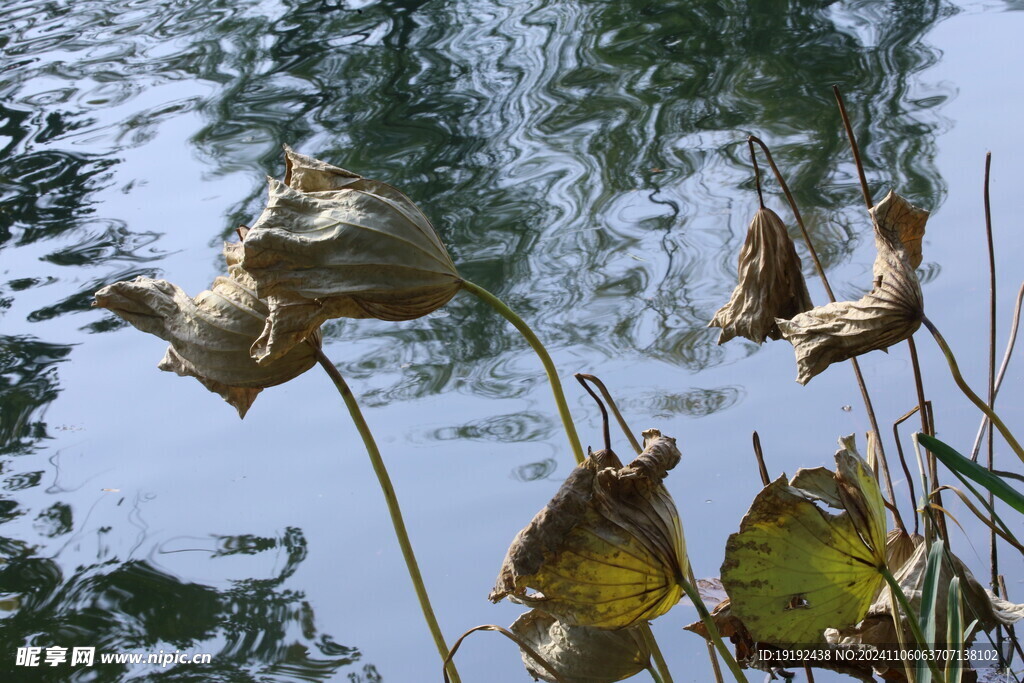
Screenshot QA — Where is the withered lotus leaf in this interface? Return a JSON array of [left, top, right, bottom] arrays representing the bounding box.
[[721, 436, 886, 644], [777, 191, 928, 384], [510, 609, 650, 683], [240, 146, 462, 365], [709, 207, 812, 344], [882, 528, 922, 575], [93, 242, 320, 418], [831, 535, 1024, 651], [489, 430, 686, 629]]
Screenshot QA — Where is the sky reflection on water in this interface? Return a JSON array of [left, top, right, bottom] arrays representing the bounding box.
[[2, 0, 1024, 680]]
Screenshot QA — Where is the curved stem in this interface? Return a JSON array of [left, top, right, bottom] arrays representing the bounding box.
[[970, 280, 1024, 460], [461, 280, 585, 464], [575, 374, 611, 452], [746, 138, 765, 210], [641, 623, 675, 683], [443, 624, 566, 683], [314, 347, 460, 683], [921, 316, 1024, 464], [908, 335, 942, 541], [577, 373, 642, 454], [646, 664, 665, 683], [747, 136, 890, 483], [680, 579, 748, 682]]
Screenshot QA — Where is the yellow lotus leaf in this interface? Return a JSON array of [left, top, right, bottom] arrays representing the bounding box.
[[490, 430, 686, 629], [709, 207, 812, 344], [93, 242, 320, 418], [831, 535, 1024, 652], [240, 146, 463, 365], [721, 436, 886, 644], [776, 191, 928, 384], [510, 609, 650, 683]]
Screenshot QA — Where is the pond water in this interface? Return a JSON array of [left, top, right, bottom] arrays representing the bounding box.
[[2, 0, 1024, 680]]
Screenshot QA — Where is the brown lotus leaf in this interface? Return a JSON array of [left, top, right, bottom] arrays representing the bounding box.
[[510, 609, 650, 683], [684, 596, 755, 656], [709, 207, 812, 344], [93, 242, 320, 418], [685, 599, 885, 682], [240, 146, 462, 364], [489, 430, 686, 629], [281, 144, 363, 192], [777, 191, 927, 384], [883, 529, 922, 575]]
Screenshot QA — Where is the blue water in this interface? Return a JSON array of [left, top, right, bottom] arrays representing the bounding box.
[[2, 0, 1024, 680]]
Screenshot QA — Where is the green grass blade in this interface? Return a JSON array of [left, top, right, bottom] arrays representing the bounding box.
[[917, 433, 1024, 514], [946, 577, 962, 683], [916, 540, 943, 683]]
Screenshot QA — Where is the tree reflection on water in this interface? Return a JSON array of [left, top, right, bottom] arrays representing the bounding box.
[[0, 0, 963, 679]]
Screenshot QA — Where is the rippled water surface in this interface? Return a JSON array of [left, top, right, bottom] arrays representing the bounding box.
[[3, 0, 1024, 680]]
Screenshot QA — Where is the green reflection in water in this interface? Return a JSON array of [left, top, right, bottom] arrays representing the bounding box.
[[184, 0, 952, 387], [0, 529, 360, 681], [0, 0, 965, 678]]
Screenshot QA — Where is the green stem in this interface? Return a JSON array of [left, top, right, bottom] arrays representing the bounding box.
[[314, 347, 461, 683], [921, 316, 1024, 464], [879, 566, 942, 680], [680, 579, 748, 682], [641, 623, 675, 683], [461, 280, 585, 464], [646, 664, 665, 683]]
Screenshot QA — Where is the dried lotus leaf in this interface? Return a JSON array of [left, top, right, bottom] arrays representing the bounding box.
[[834, 438, 887, 556], [883, 529, 923, 576], [490, 431, 686, 629], [709, 207, 812, 344], [282, 144, 362, 192], [830, 538, 1023, 671], [510, 610, 650, 683], [777, 190, 927, 384], [93, 244, 319, 417], [241, 170, 462, 364], [870, 190, 928, 273]]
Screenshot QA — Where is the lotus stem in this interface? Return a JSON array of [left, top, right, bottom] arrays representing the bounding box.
[[982, 151, 1001, 612], [970, 280, 1024, 460], [829, 89, 927, 534], [575, 374, 611, 452], [461, 280, 585, 464], [832, 85, 874, 211], [314, 347, 461, 683], [893, 407, 923, 536], [442, 624, 566, 683], [640, 623, 675, 683], [680, 579, 748, 682], [706, 641, 725, 683], [908, 335, 945, 541], [576, 373, 643, 454], [746, 135, 891, 492], [921, 316, 1024, 464], [682, 562, 728, 683]]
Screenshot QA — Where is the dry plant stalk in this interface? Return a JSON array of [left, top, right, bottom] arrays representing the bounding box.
[[777, 191, 927, 384]]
